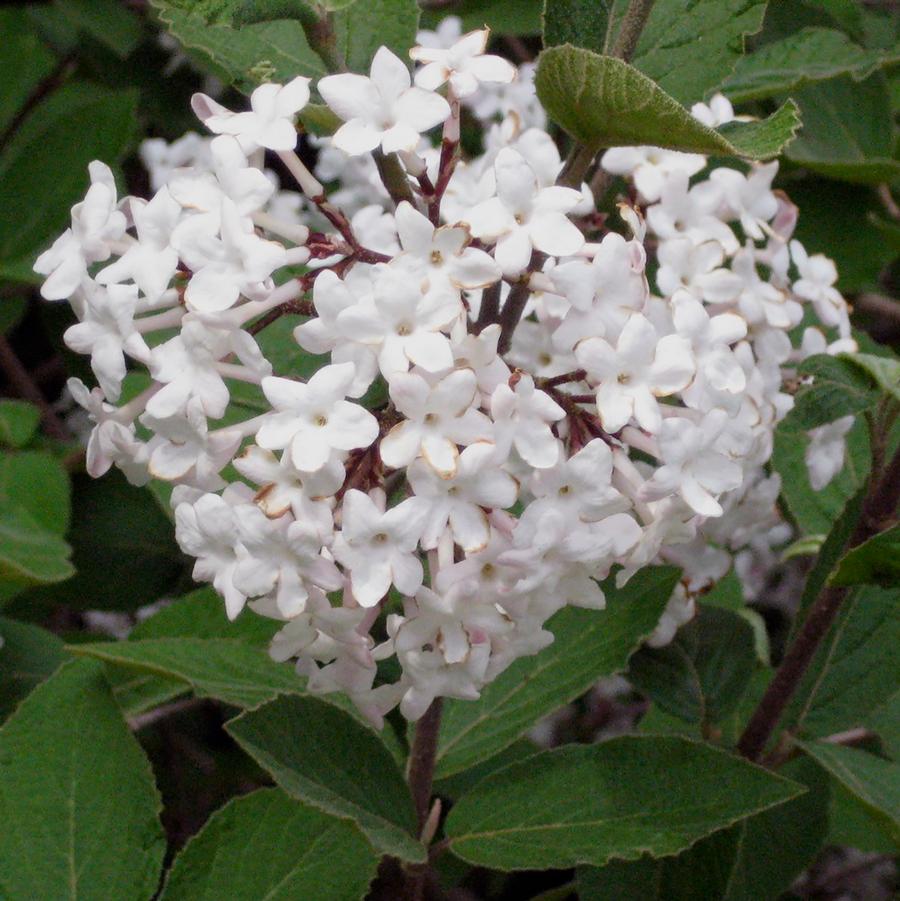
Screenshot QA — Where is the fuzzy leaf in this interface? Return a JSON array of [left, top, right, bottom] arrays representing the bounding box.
[[534, 46, 799, 157]]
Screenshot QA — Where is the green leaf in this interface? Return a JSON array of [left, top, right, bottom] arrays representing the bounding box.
[[789, 179, 897, 294], [69, 638, 305, 708], [0, 450, 71, 536], [578, 754, 830, 901], [534, 46, 799, 158], [160, 788, 379, 901], [434, 565, 680, 778], [0, 505, 73, 586], [0, 9, 56, 135], [105, 588, 276, 717], [791, 486, 865, 631], [839, 351, 900, 404], [0, 401, 40, 449], [829, 525, 900, 589], [28, 470, 186, 611], [628, 605, 756, 725], [626, 0, 766, 105], [542, 0, 612, 55], [828, 777, 898, 854], [0, 616, 67, 719], [445, 735, 805, 870], [786, 73, 900, 185], [0, 659, 165, 900], [151, 0, 326, 91], [131, 586, 278, 643], [333, 0, 420, 76], [798, 740, 900, 843], [721, 27, 899, 102], [783, 586, 900, 742], [227, 694, 425, 862], [784, 353, 879, 430], [0, 83, 137, 266], [772, 414, 869, 536], [51, 0, 143, 58]]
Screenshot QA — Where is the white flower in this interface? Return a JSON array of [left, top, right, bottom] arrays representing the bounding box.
[[142, 400, 242, 491], [176, 198, 286, 313], [233, 506, 342, 618], [710, 161, 779, 242], [191, 77, 311, 152], [233, 445, 341, 539], [319, 47, 450, 155], [332, 490, 428, 607], [646, 584, 695, 648], [640, 410, 744, 517], [337, 268, 460, 375], [97, 188, 182, 304], [380, 368, 492, 475], [408, 441, 518, 550], [805, 415, 854, 491], [410, 27, 516, 98], [34, 230, 87, 301], [393, 201, 500, 291], [175, 493, 246, 620], [71, 161, 127, 262], [63, 282, 150, 401], [256, 362, 378, 472], [671, 290, 747, 398], [601, 146, 705, 203], [464, 148, 584, 275], [490, 373, 565, 468], [576, 313, 695, 433], [690, 93, 735, 128], [529, 439, 629, 522], [790, 240, 846, 330]]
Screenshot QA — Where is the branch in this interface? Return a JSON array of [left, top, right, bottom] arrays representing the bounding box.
[[610, 0, 656, 63], [0, 335, 69, 441], [737, 441, 900, 761]]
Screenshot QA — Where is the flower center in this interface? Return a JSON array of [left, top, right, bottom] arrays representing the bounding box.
[[373, 532, 389, 544], [314, 414, 328, 427], [396, 322, 412, 336], [430, 250, 443, 265]]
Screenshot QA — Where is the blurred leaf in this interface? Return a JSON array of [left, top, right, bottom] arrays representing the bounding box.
[[784, 353, 879, 430], [535, 46, 799, 157], [160, 788, 379, 901], [419, 0, 543, 34], [782, 586, 900, 741], [772, 414, 869, 536], [799, 740, 900, 843], [628, 0, 766, 105], [0, 659, 165, 900], [788, 179, 897, 294], [787, 73, 899, 185], [445, 736, 805, 870], [628, 605, 756, 725], [580, 754, 828, 901], [51, 0, 143, 58], [0, 83, 138, 266], [0, 616, 67, 720], [839, 351, 900, 404], [0, 450, 70, 535], [434, 565, 680, 778], [70, 637, 304, 708], [0, 402, 40, 449], [543, 0, 612, 54], [29, 470, 186, 611], [828, 777, 898, 854], [0, 506, 73, 587], [722, 27, 898, 102], [227, 694, 426, 862], [333, 0, 420, 75], [433, 738, 539, 800], [829, 525, 900, 589], [0, 8, 56, 135]]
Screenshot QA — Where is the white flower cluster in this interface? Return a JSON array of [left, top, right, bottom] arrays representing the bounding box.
[[38, 21, 854, 725]]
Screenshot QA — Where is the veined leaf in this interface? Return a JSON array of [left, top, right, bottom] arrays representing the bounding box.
[[535, 46, 799, 158]]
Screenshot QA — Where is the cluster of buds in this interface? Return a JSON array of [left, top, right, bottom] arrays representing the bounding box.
[[38, 19, 853, 725]]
